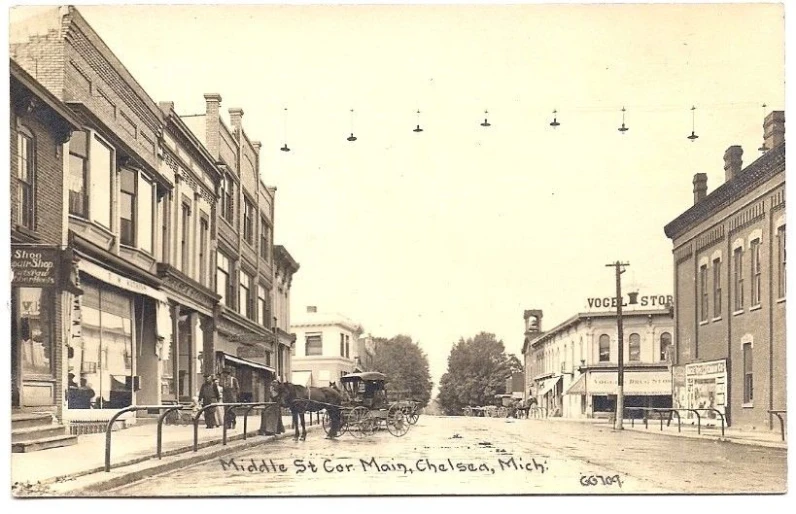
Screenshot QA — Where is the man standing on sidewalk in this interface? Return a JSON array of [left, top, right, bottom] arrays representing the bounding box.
[[198, 375, 220, 428]]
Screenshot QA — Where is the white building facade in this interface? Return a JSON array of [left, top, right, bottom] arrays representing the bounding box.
[[290, 306, 364, 387], [523, 309, 674, 419]]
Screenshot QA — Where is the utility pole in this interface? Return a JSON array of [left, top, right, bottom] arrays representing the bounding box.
[[606, 261, 629, 430]]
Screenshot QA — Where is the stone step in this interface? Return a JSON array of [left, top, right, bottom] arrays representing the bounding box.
[[11, 434, 79, 453], [11, 412, 53, 430], [11, 424, 67, 443]]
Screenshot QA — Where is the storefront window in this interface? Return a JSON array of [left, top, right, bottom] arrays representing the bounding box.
[[69, 282, 133, 409], [17, 287, 52, 376]]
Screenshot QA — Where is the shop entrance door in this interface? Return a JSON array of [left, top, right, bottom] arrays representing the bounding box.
[[12, 287, 57, 410]]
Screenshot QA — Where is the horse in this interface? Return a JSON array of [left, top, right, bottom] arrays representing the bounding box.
[[516, 397, 537, 419], [269, 380, 344, 440]]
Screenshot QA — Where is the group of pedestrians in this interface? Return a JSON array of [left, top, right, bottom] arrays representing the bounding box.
[[197, 368, 240, 429]]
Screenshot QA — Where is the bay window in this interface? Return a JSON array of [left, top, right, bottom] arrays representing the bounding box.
[[90, 135, 113, 228]]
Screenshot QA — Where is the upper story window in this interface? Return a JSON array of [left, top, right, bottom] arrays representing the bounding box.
[[158, 193, 170, 263], [345, 334, 350, 359], [750, 239, 762, 307], [216, 251, 232, 308], [258, 284, 269, 328], [734, 247, 744, 312], [90, 135, 113, 228], [628, 333, 641, 362], [223, 175, 235, 223], [599, 334, 610, 362], [340, 333, 345, 357], [180, 203, 191, 275], [16, 129, 35, 230], [699, 264, 709, 322], [260, 215, 271, 261], [713, 258, 722, 318], [243, 197, 255, 244], [68, 130, 88, 217], [198, 218, 209, 286], [778, 225, 786, 299], [68, 131, 115, 229], [119, 168, 155, 254], [305, 333, 322, 356], [239, 271, 253, 319], [660, 332, 672, 362]]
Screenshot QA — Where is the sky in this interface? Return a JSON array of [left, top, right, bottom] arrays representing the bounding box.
[[5, 1, 788, 393]]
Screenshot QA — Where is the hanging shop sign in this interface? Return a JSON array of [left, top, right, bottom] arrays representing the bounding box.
[[11, 245, 59, 287]]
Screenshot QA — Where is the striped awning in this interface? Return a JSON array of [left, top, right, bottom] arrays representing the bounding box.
[[539, 376, 562, 396]]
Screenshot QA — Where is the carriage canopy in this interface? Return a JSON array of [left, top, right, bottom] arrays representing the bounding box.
[[341, 371, 387, 383]]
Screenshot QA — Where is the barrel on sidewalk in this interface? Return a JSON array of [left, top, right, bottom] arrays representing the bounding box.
[[259, 406, 284, 435]]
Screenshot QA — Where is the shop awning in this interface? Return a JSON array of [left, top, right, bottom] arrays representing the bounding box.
[[539, 376, 562, 396], [565, 374, 586, 395], [78, 259, 168, 302], [291, 371, 312, 387], [220, 352, 276, 374]]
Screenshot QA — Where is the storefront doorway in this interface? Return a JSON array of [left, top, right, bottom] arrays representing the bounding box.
[[11, 286, 57, 410]]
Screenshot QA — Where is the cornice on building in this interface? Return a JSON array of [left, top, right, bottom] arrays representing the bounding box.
[[664, 142, 786, 240]]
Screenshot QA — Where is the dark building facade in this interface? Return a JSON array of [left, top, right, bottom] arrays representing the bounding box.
[[664, 111, 786, 431]]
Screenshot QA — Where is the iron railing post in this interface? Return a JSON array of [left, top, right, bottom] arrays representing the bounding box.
[[105, 405, 137, 472], [157, 405, 186, 459]]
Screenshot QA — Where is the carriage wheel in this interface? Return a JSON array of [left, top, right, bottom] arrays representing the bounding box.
[[387, 405, 410, 437], [348, 406, 372, 438], [407, 408, 420, 425], [322, 409, 348, 436]]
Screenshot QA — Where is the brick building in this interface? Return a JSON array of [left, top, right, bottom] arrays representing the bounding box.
[[181, 95, 284, 403], [9, 6, 300, 433], [10, 58, 83, 450], [11, 6, 174, 430], [664, 111, 786, 431]]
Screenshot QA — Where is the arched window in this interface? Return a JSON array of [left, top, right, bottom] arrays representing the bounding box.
[[660, 332, 672, 362], [629, 333, 641, 362], [599, 334, 610, 362]]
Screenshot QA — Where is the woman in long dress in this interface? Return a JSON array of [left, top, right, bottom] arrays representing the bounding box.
[[214, 378, 224, 427]]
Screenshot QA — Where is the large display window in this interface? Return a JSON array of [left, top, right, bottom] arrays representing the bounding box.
[[68, 281, 134, 409]]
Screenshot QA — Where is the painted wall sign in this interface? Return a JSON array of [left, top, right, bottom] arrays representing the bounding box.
[[11, 245, 59, 287], [586, 293, 673, 310]]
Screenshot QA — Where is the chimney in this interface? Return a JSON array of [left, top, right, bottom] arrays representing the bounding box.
[[693, 173, 707, 204], [204, 93, 222, 157], [763, 110, 785, 151], [229, 107, 244, 132], [307, 306, 317, 313], [723, 146, 743, 182]]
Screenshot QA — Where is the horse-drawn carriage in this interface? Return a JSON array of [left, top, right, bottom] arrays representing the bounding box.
[[321, 371, 413, 438]]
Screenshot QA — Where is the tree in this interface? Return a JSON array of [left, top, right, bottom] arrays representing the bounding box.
[[437, 332, 517, 416], [371, 335, 433, 407]]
